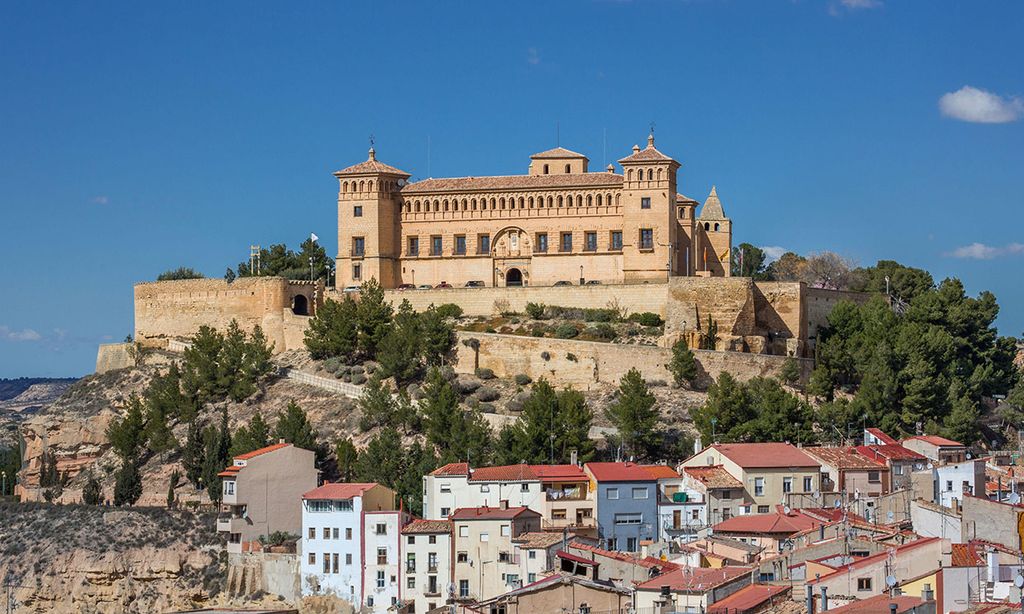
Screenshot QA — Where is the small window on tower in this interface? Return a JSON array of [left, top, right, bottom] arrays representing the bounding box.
[[565, 164, 571, 173], [353, 206, 363, 217], [352, 264, 361, 280], [543, 164, 549, 174], [641, 197, 651, 209]]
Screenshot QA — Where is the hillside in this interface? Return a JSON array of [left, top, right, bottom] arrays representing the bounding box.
[[0, 377, 78, 447]]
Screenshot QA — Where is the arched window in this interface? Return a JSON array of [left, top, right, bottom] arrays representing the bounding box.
[[433, 200, 439, 212], [565, 164, 571, 173], [528, 197, 534, 208], [627, 169, 634, 181], [499, 197, 505, 209], [557, 195, 563, 207], [704, 222, 710, 230], [342, 181, 348, 193], [714, 223, 720, 231], [490, 198, 496, 209], [359, 180, 365, 191], [576, 195, 583, 207], [587, 195, 593, 206], [368, 180, 374, 191], [547, 196, 553, 207], [596, 194, 602, 206], [518, 197, 524, 208], [543, 164, 549, 174], [647, 169, 653, 181], [443, 199, 449, 211], [461, 199, 467, 211], [607, 193, 613, 207], [657, 168, 663, 180], [616, 194, 621, 206], [472, 199, 477, 210], [415, 202, 421, 212]]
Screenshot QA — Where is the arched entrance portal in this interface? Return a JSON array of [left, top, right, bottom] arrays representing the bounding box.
[[506, 268, 523, 287], [292, 294, 309, 316]]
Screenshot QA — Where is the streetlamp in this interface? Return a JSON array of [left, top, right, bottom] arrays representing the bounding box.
[[1, 470, 6, 496], [309, 256, 314, 281], [579, 265, 584, 285]]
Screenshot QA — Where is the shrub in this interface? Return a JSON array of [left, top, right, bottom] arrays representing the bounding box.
[[455, 377, 481, 394], [669, 338, 698, 386], [157, 267, 204, 281], [436, 303, 464, 320], [485, 327, 497, 333], [566, 353, 578, 362], [351, 365, 365, 375], [583, 308, 617, 323], [335, 371, 346, 380], [476, 386, 500, 402], [324, 358, 341, 373], [589, 323, 617, 340], [628, 312, 664, 327], [478, 402, 496, 414], [525, 302, 547, 320], [342, 374, 352, 383], [625, 326, 639, 337], [506, 399, 525, 412], [554, 323, 579, 339], [475, 367, 495, 380], [781, 358, 802, 385], [351, 374, 367, 385], [530, 325, 547, 338], [514, 374, 532, 386], [540, 351, 551, 361], [648, 379, 668, 387], [462, 337, 481, 350]]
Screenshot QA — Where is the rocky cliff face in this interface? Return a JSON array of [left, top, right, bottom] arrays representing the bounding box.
[[0, 377, 77, 447], [0, 503, 222, 613]]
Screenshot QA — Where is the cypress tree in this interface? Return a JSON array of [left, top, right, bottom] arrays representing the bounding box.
[[604, 368, 659, 460]]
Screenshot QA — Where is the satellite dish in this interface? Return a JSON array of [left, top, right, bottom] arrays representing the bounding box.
[[887, 511, 895, 522], [886, 575, 898, 588], [813, 491, 821, 501], [447, 582, 456, 595], [783, 506, 791, 515], [927, 463, 934, 470], [1010, 493, 1021, 505], [834, 500, 842, 509], [1015, 575, 1024, 589]]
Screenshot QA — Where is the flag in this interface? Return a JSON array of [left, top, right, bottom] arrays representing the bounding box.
[[310, 233, 319, 243]]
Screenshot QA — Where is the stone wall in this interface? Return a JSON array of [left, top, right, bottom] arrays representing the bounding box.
[[95, 342, 134, 374], [805, 287, 872, 343], [454, 332, 810, 390]]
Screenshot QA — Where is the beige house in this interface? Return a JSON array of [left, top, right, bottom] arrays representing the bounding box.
[[634, 566, 752, 612], [471, 572, 633, 614], [401, 519, 453, 614], [217, 442, 318, 554], [451, 505, 542, 601], [681, 444, 821, 515], [333, 136, 733, 289], [804, 447, 890, 499]]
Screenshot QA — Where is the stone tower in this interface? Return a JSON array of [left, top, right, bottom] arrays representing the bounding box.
[[332, 148, 411, 289], [617, 133, 681, 282], [696, 186, 732, 276]]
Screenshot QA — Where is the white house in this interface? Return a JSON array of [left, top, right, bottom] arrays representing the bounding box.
[[299, 482, 397, 610], [363, 509, 412, 612], [422, 462, 544, 520], [932, 459, 986, 509], [401, 519, 453, 614]]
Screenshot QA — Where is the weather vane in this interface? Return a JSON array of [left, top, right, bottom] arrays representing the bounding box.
[[369, 134, 375, 148], [649, 121, 655, 135]]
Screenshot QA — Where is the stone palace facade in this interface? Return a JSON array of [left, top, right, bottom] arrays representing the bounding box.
[[332, 134, 732, 289]]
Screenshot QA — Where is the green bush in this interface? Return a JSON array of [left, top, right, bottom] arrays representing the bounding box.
[[589, 323, 617, 340], [554, 324, 579, 339], [628, 312, 664, 327], [479, 402, 496, 414], [530, 326, 547, 338], [514, 374, 532, 386], [476, 387, 500, 402], [566, 353, 578, 362], [475, 367, 495, 380], [157, 267, 204, 281], [324, 358, 341, 373], [435, 303, 464, 319], [351, 374, 367, 385], [583, 308, 617, 323], [525, 302, 547, 320]]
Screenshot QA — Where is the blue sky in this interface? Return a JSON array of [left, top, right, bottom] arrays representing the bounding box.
[[1, 1, 1022, 377]]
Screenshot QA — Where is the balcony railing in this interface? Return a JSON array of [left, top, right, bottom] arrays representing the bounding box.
[[428, 564, 438, 573], [545, 489, 587, 501], [406, 563, 416, 573]]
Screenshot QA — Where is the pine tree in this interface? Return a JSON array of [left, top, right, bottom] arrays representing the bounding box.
[[394, 390, 421, 435], [419, 305, 456, 367], [107, 395, 148, 462], [167, 470, 180, 508], [943, 381, 980, 445], [219, 320, 250, 401], [356, 278, 394, 359], [669, 339, 698, 387], [303, 295, 359, 361], [201, 425, 226, 504], [420, 368, 462, 458], [512, 379, 561, 464], [230, 411, 271, 457], [604, 368, 659, 460], [82, 470, 102, 505], [556, 387, 596, 463], [113, 461, 142, 506], [182, 325, 225, 403], [450, 409, 492, 466], [274, 401, 318, 452], [377, 300, 423, 383], [145, 362, 196, 423], [355, 427, 405, 488], [244, 325, 275, 383], [144, 397, 177, 454], [181, 419, 206, 487], [397, 441, 438, 516], [335, 438, 359, 482], [358, 377, 397, 431]]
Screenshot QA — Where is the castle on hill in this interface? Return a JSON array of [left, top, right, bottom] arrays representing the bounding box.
[[332, 134, 732, 289]]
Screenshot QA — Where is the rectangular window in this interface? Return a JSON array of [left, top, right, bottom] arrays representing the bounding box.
[[500, 524, 510, 537], [440, 507, 450, 517], [428, 552, 438, 571], [868, 471, 880, 484], [430, 235, 442, 256], [536, 233, 548, 253], [323, 527, 330, 539], [353, 205, 363, 217], [894, 465, 904, 475], [332, 528, 339, 539], [352, 264, 361, 281], [506, 574, 520, 587], [428, 575, 438, 594], [607, 487, 619, 500], [345, 528, 352, 540], [639, 229, 653, 249], [641, 197, 651, 209], [223, 481, 235, 495], [528, 550, 537, 559], [376, 524, 387, 535], [406, 553, 416, 573], [353, 237, 365, 257], [455, 235, 466, 255], [478, 234, 490, 254], [480, 532, 489, 542], [626, 538, 638, 552], [407, 535, 415, 545], [615, 513, 643, 525], [308, 527, 315, 540], [333, 553, 339, 574], [377, 546, 388, 565], [560, 232, 572, 252], [552, 509, 566, 520], [528, 573, 536, 583], [429, 535, 437, 545], [758, 505, 770, 514], [480, 485, 490, 493], [377, 570, 385, 589], [308, 552, 316, 565], [585, 231, 597, 251], [440, 484, 451, 493], [457, 551, 468, 563], [459, 579, 469, 597], [407, 236, 419, 256], [459, 525, 469, 538], [857, 578, 872, 591], [610, 231, 622, 250], [632, 487, 648, 500], [804, 476, 813, 491], [754, 477, 765, 497], [783, 477, 793, 493], [323, 553, 330, 573], [407, 576, 415, 589], [346, 553, 352, 565], [521, 483, 529, 492]]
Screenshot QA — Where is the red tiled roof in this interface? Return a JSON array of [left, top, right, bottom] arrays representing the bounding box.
[[235, 442, 290, 461], [706, 584, 791, 614], [905, 435, 964, 447], [567, 541, 672, 570], [430, 462, 469, 476], [641, 464, 681, 480], [713, 512, 822, 535], [711, 443, 820, 469], [402, 519, 452, 535], [302, 482, 378, 501], [618, 143, 676, 164], [640, 556, 682, 572], [334, 154, 410, 177], [557, 550, 597, 566], [950, 543, 985, 567], [828, 595, 927, 614], [805, 447, 886, 471], [635, 566, 752, 593], [514, 532, 567, 549], [402, 172, 623, 194], [677, 193, 699, 204], [855, 444, 926, 462], [683, 465, 743, 489], [218, 466, 241, 478], [450, 506, 540, 520], [865, 428, 898, 445], [585, 462, 657, 482], [807, 538, 940, 585], [470, 464, 538, 482], [530, 147, 587, 160], [530, 464, 588, 482]]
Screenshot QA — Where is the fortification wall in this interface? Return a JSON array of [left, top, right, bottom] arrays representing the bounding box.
[[805, 287, 873, 343], [454, 331, 810, 390], [95, 343, 134, 374]]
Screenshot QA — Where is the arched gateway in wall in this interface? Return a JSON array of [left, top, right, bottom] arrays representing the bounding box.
[[491, 226, 532, 287]]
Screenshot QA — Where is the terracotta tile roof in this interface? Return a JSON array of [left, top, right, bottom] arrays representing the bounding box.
[[951, 543, 985, 567], [234, 442, 290, 461], [430, 462, 469, 476], [618, 140, 676, 164], [855, 444, 926, 462], [513, 532, 567, 549], [865, 428, 898, 445], [635, 566, 752, 593], [713, 511, 822, 535], [905, 435, 964, 447], [828, 595, 928, 614], [302, 482, 378, 501], [217, 466, 241, 478], [530, 464, 588, 482], [449, 506, 541, 521], [470, 464, 538, 482], [557, 550, 596, 566], [807, 538, 940, 585], [334, 151, 410, 177], [677, 193, 699, 204], [402, 519, 452, 535], [530, 147, 588, 160], [805, 447, 886, 471], [401, 172, 623, 194], [683, 465, 743, 489], [707, 584, 791, 614], [585, 462, 658, 483], [710, 443, 820, 469], [641, 464, 681, 480], [640, 556, 682, 572]]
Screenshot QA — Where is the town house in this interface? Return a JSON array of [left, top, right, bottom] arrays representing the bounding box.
[[451, 504, 542, 601], [400, 519, 453, 614], [584, 462, 660, 553]]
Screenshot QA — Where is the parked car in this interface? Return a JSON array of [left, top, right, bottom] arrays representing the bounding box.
[[435, 281, 453, 289], [553, 280, 574, 286], [465, 280, 485, 287], [585, 280, 602, 285], [396, 283, 416, 290], [342, 285, 361, 292], [416, 284, 433, 290]]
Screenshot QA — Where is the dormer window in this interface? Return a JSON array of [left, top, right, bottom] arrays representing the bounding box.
[[543, 164, 549, 174], [565, 164, 571, 173]]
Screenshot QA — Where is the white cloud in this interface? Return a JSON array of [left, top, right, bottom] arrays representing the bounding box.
[[939, 86, 1023, 124], [0, 325, 42, 341], [527, 48, 540, 66], [760, 246, 788, 263], [90, 195, 110, 205], [829, 0, 881, 15], [948, 242, 1024, 260]]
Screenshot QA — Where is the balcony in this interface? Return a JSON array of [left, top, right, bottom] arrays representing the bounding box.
[[545, 489, 587, 501], [216, 514, 249, 534], [543, 517, 596, 530], [428, 564, 439, 573]]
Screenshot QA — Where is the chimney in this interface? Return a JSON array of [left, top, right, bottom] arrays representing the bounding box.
[[694, 436, 702, 455], [571, 450, 578, 466], [820, 586, 828, 611], [921, 584, 934, 602], [500, 500, 509, 510], [806, 585, 815, 614], [278, 438, 286, 444]]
